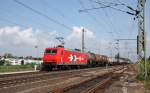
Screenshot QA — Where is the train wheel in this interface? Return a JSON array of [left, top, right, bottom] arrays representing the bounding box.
[[41, 63, 52, 71], [60, 65, 67, 70], [77, 65, 80, 69], [41, 63, 47, 71]]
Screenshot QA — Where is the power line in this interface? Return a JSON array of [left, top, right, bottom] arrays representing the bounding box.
[[81, 0, 116, 36], [0, 17, 29, 28], [89, 0, 119, 55], [80, 0, 138, 38], [96, 0, 138, 37], [39, 0, 75, 26], [102, 9, 118, 37], [14, 0, 72, 30], [78, 0, 113, 35], [78, 0, 102, 29], [79, 0, 117, 55], [80, 0, 126, 13], [89, 0, 116, 37], [79, 0, 127, 12], [80, 0, 138, 16], [0, 8, 55, 30]]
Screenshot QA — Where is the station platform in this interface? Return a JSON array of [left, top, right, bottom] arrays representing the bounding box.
[[0, 70, 39, 75]]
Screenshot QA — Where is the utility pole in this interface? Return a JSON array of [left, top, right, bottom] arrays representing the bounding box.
[[82, 28, 85, 52], [115, 40, 120, 63], [137, 0, 147, 79], [108, 42, 112, 57]]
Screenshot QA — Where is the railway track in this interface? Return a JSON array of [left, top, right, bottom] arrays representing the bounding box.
[[0, 66, 103, 80], [0, 65, 127, 93], [0, 66, 114, 88], [0, 71, 41, 78], [51, 68, 126, 93]]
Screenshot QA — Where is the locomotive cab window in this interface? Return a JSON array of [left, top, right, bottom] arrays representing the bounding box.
[[45, 49, 57, 54]]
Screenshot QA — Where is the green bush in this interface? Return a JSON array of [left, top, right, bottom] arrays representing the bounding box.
[[137, 60, 150, 80], [0, 64, 35, 73], [0, 60, 5, 65]]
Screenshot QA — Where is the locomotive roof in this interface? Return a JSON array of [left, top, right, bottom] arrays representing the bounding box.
[[45, 47, 82, 53]]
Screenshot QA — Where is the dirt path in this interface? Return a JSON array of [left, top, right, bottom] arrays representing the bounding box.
[[98, 64, 146, 93]]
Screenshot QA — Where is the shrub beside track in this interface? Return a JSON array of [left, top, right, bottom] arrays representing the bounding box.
[[0, 64, 35, 73]]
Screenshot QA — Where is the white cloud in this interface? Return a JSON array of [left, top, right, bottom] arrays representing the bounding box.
[[65, 26, 111, 55], [0, 26, 126, 58], [65, 26, 96, 50], [0, 26, 36, 45], [0, 26, 58, 56], [0, 26, 98, 57], [66, 26, 95, 41]]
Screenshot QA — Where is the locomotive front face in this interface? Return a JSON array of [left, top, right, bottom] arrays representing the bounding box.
[[43, 48, 58, 65]]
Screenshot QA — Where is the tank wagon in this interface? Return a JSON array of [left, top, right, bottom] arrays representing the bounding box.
[[42, 46, 128, 71]]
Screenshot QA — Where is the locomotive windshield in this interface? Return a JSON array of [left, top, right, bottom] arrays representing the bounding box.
[[45, 49, 57, 54]]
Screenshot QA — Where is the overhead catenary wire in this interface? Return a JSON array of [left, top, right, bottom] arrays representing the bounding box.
[[14, 0, 72, 30], [94, 0, 119, 56], [97, 0, 136, 11], [116, 0, 136, 9], [78, 0, 112, 34], [87, 0, 137, 57], [0, 8, 55, 30], [88, 0, 116, 37], [88, 0, 115, 36], [80, 0, 126, 13], [79, 0, 127, 12], [78, 0, 102, 29], [0, 17, 29, 28], [78, 0, 116, 55], [79, 0, 118, 41], [79, 0, 138, 37], [39, 0, 76, 26], [95, 0, 138, 36], [80, 0, 137, 16]]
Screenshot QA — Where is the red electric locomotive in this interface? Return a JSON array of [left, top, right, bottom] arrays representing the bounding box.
[[42, 45, 124, 71], [42, 46, 88, 70]]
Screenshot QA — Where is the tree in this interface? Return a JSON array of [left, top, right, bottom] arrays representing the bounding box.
[[4, 53, 14, 58], [0, 60, 5, 65]]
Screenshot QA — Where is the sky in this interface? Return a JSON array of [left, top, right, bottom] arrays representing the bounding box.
[[0, 0, 149, 61]]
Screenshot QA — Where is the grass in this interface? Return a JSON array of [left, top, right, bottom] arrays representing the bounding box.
[[145, 80, 150, 91], [0, 64, 35, 73], [136, 60, 150, 91], [136, 60, 150, 80]]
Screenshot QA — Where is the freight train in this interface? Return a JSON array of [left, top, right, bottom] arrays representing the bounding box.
[[41, 45, 130, 71]]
